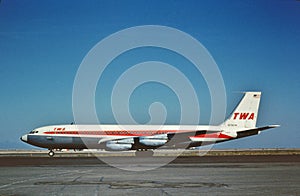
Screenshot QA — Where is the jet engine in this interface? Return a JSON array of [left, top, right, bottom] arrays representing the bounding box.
[[139, 134, 168, 147], [105, 138, 134, 151]]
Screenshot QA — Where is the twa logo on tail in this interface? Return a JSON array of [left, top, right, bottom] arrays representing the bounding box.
[[233, 112, 255, 120]]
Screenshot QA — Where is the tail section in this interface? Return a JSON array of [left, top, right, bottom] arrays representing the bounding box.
[[222, 92, 261, 129]]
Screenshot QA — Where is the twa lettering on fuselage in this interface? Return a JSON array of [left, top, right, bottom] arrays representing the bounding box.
[[233, 112, 254, 120], [54, 128, 65, 131]]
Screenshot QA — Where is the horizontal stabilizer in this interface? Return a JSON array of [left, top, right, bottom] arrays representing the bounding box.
[[236, 125, 280, 139]]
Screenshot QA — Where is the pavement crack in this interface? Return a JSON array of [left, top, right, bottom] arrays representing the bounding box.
[[99, 177, 104, 182]]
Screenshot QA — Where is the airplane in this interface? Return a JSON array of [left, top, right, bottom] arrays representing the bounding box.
[[20, 92, 279, 157]]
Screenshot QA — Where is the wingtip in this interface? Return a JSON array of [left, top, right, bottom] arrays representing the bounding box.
[[269, 125, 280, 128]]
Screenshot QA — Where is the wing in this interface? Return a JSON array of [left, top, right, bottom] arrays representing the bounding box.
[[98, 129, 220, 144], [99, 129, 221, 150]]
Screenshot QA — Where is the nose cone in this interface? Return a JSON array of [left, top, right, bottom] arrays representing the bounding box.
[[20, 134, 28, 142]]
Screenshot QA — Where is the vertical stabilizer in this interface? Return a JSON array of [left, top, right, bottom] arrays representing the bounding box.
[[222, 92, 261, 129]]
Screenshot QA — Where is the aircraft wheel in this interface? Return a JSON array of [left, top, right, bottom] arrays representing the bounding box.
[[48, 150, 55, 157], [135, 150, 154, 157]]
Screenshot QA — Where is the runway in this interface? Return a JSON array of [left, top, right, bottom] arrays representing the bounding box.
[[1, 154, 300, 167], [0, 162, 299, 195], [0, 154, 299, 195]]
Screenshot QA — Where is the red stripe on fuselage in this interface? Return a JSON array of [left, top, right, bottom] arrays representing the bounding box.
[[43, 130, 178, 136], [190, 133, 232, 139]]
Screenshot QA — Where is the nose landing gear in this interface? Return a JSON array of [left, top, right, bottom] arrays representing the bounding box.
[[48, 150, 55, 157]]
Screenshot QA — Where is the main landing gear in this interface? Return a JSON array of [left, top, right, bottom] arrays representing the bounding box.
[[135, 149, 154, 157], [48, 150, 55, 157]]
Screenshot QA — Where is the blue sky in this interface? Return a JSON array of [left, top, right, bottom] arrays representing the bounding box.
[[0, 0, 299, 149]]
